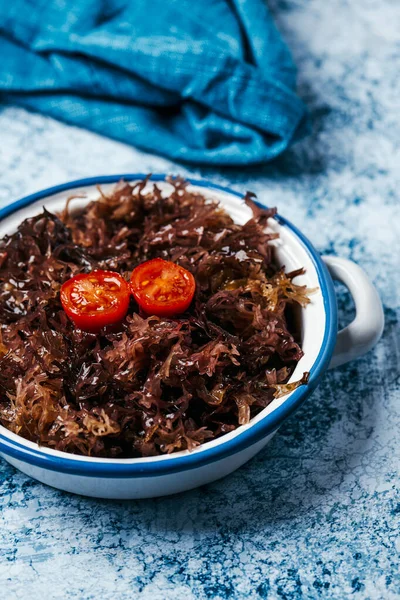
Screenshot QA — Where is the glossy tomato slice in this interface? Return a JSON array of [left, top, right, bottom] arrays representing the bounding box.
[[60, 270, 130, 332], [130, 258, 195, 317]]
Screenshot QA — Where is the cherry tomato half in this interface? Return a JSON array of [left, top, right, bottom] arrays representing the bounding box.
[[60, 270, 130, 332], [130, 258, 196, 317]]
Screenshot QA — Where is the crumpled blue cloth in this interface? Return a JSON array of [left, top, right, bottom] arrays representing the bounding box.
[[0, 0, 309, 165]]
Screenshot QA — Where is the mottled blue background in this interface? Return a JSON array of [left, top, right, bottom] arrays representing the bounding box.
[[0, 1, 399, 598]]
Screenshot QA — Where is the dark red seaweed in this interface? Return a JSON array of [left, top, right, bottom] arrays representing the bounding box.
[[0, 178, 311, 457]]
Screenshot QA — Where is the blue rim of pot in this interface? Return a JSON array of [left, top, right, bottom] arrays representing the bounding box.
[[0, 175, 337, 477]]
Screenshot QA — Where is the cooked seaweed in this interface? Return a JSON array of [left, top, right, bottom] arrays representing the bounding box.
[[0, 177, 311, 457]]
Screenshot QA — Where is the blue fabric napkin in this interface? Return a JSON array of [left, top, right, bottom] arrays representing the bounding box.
[[0, 0, 309, 166]]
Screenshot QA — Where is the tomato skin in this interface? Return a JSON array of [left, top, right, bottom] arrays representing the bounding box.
[[60, 270, 130, 332], [130, 258, 196, 317]]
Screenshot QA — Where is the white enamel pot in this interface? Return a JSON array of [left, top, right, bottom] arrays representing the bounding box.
[[0, 175, 384, 499]]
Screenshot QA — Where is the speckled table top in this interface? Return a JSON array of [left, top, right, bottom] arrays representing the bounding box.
[[0, 1, 399, 598]]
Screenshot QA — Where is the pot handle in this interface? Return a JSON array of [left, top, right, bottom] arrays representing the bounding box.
[[322, 256, 384, 369]]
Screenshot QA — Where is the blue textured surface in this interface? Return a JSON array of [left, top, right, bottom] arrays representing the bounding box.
[[0, 0, 307, 165], [0, 0, 399, 598]]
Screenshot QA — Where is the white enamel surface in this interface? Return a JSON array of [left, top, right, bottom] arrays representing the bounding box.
[[0, 432, 276, 499], [0, 180, 326, 497], [323, 256, 384, 369]]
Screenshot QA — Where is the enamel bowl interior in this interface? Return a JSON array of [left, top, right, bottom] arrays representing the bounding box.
[[0, 179, 327, 466]]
